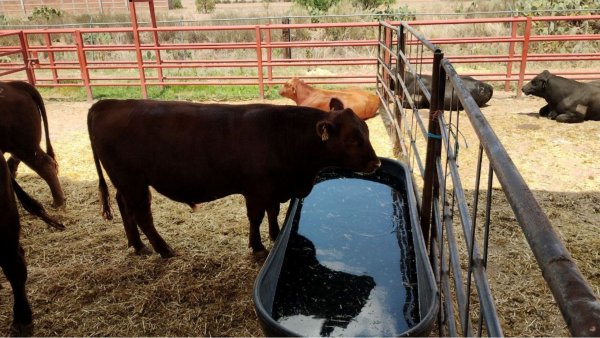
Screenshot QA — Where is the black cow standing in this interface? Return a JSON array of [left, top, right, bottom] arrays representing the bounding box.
[[88, 99, 380, 258], [522, 70, 600, 123]]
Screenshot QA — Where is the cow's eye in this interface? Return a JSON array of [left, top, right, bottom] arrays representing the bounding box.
[[349, 135, 364, 146]]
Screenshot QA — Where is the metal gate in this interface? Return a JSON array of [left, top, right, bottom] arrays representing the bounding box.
[[375, 21, 600, 336]]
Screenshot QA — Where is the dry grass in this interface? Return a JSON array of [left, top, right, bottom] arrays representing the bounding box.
[[1, 92, 599, 337]]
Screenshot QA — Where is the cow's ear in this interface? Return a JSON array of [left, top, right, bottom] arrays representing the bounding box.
[[329, 98, 344, 111], [316, 120, 335, 141], [540, 70, 552, 80]]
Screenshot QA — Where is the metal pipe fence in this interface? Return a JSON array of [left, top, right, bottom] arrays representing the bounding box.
[[376, 20, 600, 336], [0, 13, 599, 100]]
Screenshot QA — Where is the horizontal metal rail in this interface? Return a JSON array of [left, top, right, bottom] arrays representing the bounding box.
[[0, 14, 599, 99]]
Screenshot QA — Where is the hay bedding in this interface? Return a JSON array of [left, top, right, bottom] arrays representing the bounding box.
[[0, 94, 598, 336]]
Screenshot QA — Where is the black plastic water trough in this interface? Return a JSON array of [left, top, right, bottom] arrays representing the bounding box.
[[253, 158, 438, 337]]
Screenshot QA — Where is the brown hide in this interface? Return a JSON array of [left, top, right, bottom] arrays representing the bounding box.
[[279, 77, 381, 120], [0, 81, 65, 207], [88, 100, 380, 258], [0, 151, 33, 336]]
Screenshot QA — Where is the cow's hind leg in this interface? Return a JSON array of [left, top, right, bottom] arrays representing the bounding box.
[[116, 191, 151, 255], [244, 196, 268, 257], [19, 149, 65, 208], [555, 112, 585, 123], [124, 188, 175, 258], [1, 247, 33, 337], [539, 104, 550, 117], [266, 202, 280, 241], [7, 156, 20, 178]]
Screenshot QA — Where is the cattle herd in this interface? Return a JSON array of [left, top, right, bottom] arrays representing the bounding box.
[[1, 70, 599, 335]]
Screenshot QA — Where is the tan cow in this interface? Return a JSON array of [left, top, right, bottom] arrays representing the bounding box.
[[279, 77, 380, 120]]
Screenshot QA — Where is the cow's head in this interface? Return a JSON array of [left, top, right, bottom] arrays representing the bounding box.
[[316, 107, 380, 174], [522, 70, 553, 96], [473, 81, 494, 106], [279, 77, 303, 101]]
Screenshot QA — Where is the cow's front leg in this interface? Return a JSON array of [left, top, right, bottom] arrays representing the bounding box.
[[244, 196, 268, 257], [539, 104, 550, 117], [547, 109, 559, 120], [266, 202, 281, 241]]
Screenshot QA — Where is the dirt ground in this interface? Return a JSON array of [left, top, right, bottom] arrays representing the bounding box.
[[0, 89, 599, 337]]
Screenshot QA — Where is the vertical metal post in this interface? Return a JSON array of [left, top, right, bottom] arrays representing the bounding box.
[[147, 0, 164, 88], [74, 31, 93, 101], [282, 17, 291, 59], [420, 50, 444, 245], [265, 25, 272, 89], [382, 23, 392, 104], [504, 17, 518, 92], [129, 0, 148, 99], [44, 32, 59, 84], [18, 31, 35, 85], [255, 26, 264, 100], [516, 16, 532, 98]]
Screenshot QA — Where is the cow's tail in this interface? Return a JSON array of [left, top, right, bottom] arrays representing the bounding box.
[[20, 82, 55, 159], [90, 142, 113, 221], [11, 178, 65, 230], [88, 108, 113, 221]]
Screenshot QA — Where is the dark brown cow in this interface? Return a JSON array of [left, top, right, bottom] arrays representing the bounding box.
[[0, 151, 32, 336], [1, 149, 64, 336], [0, 81, 65, 208], [88, 99, 380, 258]]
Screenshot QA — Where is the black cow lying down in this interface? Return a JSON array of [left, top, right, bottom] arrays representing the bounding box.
[[88, 99, 381, 258], [1, 150, 64, 336], [390, 70, 494, 110], [522, 70, 600, 123]]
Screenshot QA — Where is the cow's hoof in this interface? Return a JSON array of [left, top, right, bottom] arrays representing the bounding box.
[[51, 198, 66, 209], [158, 245, 176, 259], [252, 248, 269, 261], [269, 229, 280, 241], [134, 245, 153, 256], [10, 321, 33, 337]]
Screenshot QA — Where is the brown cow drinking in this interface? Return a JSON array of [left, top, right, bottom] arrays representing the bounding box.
[[0, 81, 65, 208], [279, 77, 381, 120], [88, 99, 381, 258]]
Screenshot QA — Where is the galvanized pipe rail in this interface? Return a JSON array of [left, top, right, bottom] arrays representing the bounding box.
[[377, 20, 600, 336], [443, 60, 600, 336]]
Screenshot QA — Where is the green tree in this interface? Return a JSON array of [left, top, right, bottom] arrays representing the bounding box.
[[293, 0, 341, 15], [196, 0, 216, 13], [352, 0, 394, 10]]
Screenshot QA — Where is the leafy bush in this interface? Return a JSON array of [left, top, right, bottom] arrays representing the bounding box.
[[352, 0, 394, 10], [196, 0, 216, 13], [170, 0, 184, 9], [29, 6, 63, 21], [293, 0, 341, 16]]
